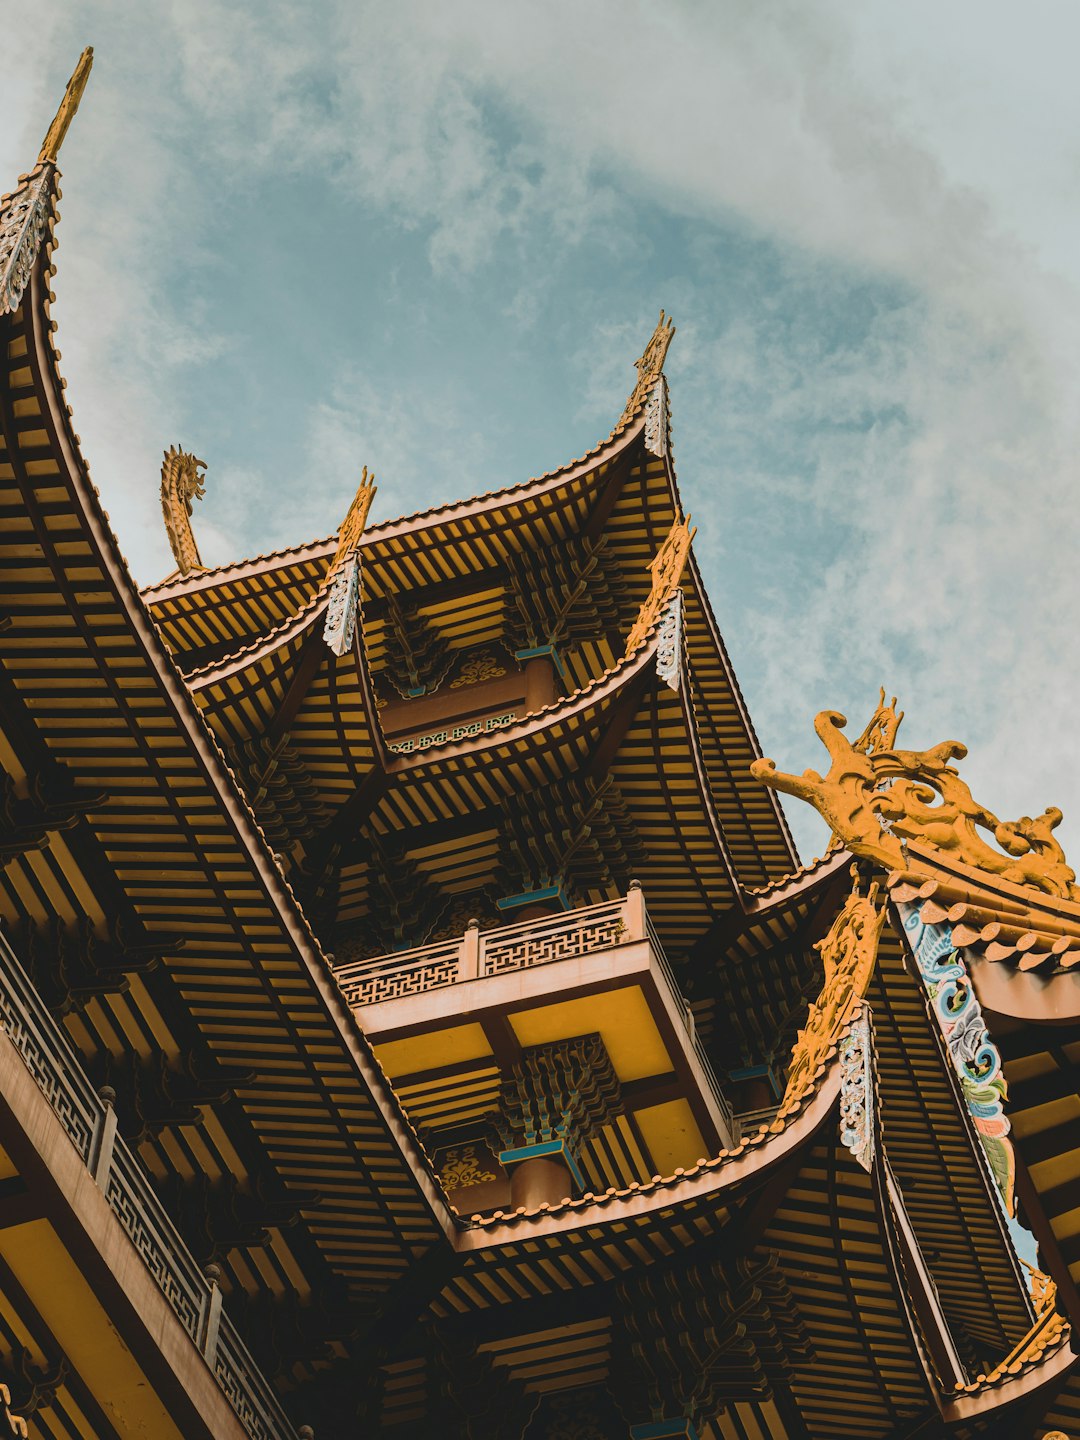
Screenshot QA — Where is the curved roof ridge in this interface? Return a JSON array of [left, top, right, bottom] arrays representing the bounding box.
[[1, 158, 458, 1249], [391, 591, 677, 769], [741, 848, 850, 907], [142, 373, 663, 605], [184, 576, 330, 687], [459, 1018, 845, 1237], [141, 531, 336, 599]]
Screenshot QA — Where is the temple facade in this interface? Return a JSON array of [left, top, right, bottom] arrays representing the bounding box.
[[0, 50, 1078, 1440]]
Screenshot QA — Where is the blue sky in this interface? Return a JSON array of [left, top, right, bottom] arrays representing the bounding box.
[[4, 2, 1080, 864]]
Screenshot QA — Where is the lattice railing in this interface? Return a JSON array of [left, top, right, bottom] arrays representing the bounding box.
[[215, 1315, 296, 1440], [335, 896, 637, 1007], [480, 901, 628, 977], [334, 890, 734, 1134], [0, 929, 299, 1440], [333, 939, 461, 1006]]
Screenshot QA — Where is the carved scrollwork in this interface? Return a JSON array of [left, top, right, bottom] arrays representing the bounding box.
[[329, 467, 376, 572], [449, 651, 507, 688], [776, 875, 885, 1117], [437, 1145, 498, 1193], [751, 691, 1078, 900], [839, 1012, 874, 1172], [624, 512, 696, 658], [323, 554, 360, 657], [654, 590, 683, 692], [643, 376, 668, 457], [0, 169, 51, 317], [618, 310, 676, 428]]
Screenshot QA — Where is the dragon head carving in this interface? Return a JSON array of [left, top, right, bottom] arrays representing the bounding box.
[[160, 445, 207, 576]]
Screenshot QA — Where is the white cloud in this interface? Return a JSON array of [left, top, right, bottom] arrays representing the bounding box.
[[4, 1, 1080, 865]]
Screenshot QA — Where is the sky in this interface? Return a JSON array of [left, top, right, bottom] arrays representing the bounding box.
[[2, 1, 1079, 865]]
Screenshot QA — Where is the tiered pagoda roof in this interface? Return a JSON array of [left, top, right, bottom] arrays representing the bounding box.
[[141, 327, 797, 958], [0, 48, 1078, 1440]]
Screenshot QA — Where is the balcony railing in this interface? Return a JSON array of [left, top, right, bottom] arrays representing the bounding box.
[[335, 886, 735, 1136], [0, 927, 298, 1440]]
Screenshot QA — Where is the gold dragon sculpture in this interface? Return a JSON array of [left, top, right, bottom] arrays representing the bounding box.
[[751, 691, 1078, 901], [160, 445, 208, 577]]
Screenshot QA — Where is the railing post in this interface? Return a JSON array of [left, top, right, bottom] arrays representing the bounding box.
[[90, 1086, 118, 1190], [626, 879, 646, 942], [460, 919, 480, 982], [199, 1264, 223, 1367]]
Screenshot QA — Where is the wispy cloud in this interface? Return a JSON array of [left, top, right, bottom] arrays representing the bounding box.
[[4, 1, 1079, 863]]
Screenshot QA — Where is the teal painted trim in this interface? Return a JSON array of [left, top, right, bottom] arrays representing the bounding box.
[[495, 884, 571, 912], [729, 1063, 783, 1098], [629, 1421, 699, 1439], [498, 1139, 584, 1193], [513, 643, 568, 680]]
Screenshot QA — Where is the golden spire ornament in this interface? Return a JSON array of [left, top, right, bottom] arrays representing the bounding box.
[[39, 48, 95, 164]]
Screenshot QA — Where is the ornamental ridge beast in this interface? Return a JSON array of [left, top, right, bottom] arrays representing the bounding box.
[[751, 690, 1078, 901]]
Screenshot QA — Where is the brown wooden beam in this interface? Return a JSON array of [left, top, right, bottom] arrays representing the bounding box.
[[268, 626, 326, 748]]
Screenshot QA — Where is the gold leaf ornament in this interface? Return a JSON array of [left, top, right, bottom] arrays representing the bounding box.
[[624, 511, 696, 656], [438, 1145, 497, 1194], [776, 875, 886, 1116], [160, 446, 207, 576], [751, 691, 1078, 901]]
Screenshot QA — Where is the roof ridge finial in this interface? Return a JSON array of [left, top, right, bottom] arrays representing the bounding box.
[[618, 309, 676, 429], [161, 445, 207, 577], [38, 47, 94, 164]]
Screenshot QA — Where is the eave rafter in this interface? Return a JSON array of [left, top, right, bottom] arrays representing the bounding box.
[[142, 313, 794, 888], [0, 134, 460, 1319]]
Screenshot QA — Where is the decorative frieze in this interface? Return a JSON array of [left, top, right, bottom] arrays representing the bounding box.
[[643, 377, 669, 457], [838, 1009, 874, 1172], [899, 902, 1016, 1214], [0, 167, 51, 317], [655, 590, 683, 692], [482, 903, 627, 977], [387, 708, 517, 753]]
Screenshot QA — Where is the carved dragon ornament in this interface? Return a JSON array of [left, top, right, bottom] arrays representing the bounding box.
[[751, 692, 1078, 902], [160, 445, 207, 576]]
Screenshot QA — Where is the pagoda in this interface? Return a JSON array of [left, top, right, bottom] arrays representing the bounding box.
[[0, 49, 1078, 1440]]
